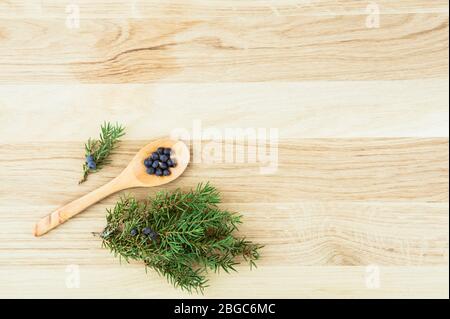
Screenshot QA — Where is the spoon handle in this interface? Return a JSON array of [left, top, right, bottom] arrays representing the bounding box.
[[33, 177, 128, 237]]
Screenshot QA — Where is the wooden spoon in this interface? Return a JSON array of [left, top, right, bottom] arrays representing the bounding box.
[[33, 139, 190, 237]]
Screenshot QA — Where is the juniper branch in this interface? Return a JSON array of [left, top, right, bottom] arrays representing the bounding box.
[[100, 183, 263, 293]]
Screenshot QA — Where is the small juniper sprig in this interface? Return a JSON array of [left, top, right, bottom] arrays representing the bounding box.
[[99, 183, 262, 293], [79, 122, 125, 184]]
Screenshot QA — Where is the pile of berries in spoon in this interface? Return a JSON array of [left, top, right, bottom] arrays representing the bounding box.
[[144, 147, 176, 176]]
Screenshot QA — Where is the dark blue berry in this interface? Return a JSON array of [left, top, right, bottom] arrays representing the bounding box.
[[163, 169, 171, 176], [142, 227, 158, 240], [86, 155, 97, 169], [157, 147, 164, 154], [151, 161, 159, 168], [146, 167, 155, 175], [163, 148, 171, 155], [159, 154, 169, 162], [149, 231, 159, 241], [159, 161, 168, 169], [167, 159, 174, 167], [151, 152, 159, 160], [142, 227, 152, 236], [130, 228, 138, 236], [144, 158, 153, 167], [155, 168, 163, 176], [87, 161, 96, 170]]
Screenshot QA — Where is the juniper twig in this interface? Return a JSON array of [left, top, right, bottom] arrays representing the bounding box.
[[79, 122, 125, 184]]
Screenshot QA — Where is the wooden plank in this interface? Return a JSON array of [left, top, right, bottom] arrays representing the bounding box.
[[0, 80, 448, 141], [0, 139, 447, 204], [0, 14, 447, 83], [0, 265, 447, 298], [0, 1, 448, 18], [0, 202, 447, 266]]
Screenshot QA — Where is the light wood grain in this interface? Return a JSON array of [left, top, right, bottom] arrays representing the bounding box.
[[0, 265, 447, 298], [0, 138, 448, 285], [0, 0, 448, 299], [1, 137, 446, 296], [1, 139, 447, 204], [0, 80, 448, 141], [1, 202, 448, 266], [0, 13, 448, 82], [0, 0, 448, 18]]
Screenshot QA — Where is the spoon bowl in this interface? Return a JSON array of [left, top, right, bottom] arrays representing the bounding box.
[[34, 139, 190, 237], [129, 139, 190, 187]]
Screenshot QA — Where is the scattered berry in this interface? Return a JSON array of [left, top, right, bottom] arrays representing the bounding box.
[[149, 231, 159, 241], [163, 169, 171, 176], [85, 155, 97, 169], [86, 155, 94, 163], [159, 154, 169, 162], [157, 147, 164, 155], [130, 228, 138, 236], [142, 227, 153, 236], [141, 227, 158, 240], [163, 148, 171, 155], [146, 167, 155, 175], [155, 168, 163, 176], [167, 159, 174, 167]]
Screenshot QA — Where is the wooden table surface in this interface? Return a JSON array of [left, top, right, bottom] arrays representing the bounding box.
[[0, 0, 448, 298]]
